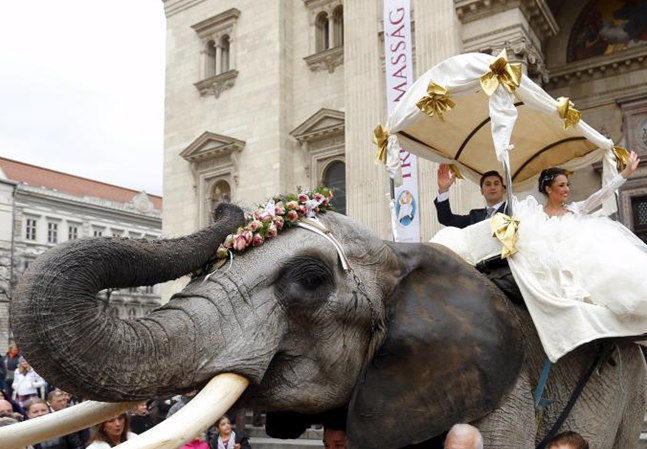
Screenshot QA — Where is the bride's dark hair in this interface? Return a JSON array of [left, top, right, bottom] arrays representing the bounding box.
[[538, 167, 569, 194]]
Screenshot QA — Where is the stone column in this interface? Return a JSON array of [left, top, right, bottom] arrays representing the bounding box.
[[215, 44, 222, 75]]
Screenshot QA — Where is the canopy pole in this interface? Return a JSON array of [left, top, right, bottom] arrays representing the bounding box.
[[502, 158, 514, 216]]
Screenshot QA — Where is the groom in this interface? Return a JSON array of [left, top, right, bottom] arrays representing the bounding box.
[[433, 164, 506, 228]]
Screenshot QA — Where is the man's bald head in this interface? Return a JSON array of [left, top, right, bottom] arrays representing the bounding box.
[[444, 424, 483, 449], [0, 399, 13, 416]]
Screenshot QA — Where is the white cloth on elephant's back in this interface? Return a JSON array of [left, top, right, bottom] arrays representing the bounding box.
[[509, 191, 647, 362], [429, 219, 502, 265]]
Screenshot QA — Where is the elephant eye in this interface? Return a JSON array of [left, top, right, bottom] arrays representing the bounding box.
[[275, 256, 335, 302]]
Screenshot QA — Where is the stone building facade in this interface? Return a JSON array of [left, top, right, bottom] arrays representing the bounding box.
[[0, 158, 163, 353], [161, 0, 647, 289]]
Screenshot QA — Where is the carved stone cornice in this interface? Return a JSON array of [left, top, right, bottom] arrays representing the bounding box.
[[191, 8, 241, 39], [490, 37, 549, 84], [291, 108, 345, 144], [193, 70, 239, 98], [546, 45, 647, 90], [304, 46, 344, 73], [180, 131, 245, 164], [455, 0, 558, 39]]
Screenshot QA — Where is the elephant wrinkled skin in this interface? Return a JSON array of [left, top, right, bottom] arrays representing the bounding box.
[[12, 203, 646, 449]]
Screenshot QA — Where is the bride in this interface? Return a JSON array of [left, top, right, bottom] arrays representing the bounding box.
[[508, 150, 647, 362]]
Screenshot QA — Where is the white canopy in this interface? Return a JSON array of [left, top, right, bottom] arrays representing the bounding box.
[[379, 51, 625, 214]]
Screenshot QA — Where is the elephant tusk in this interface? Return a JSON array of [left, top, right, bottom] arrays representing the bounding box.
[[0, 400, 138, 449], [115, 373, 249, 449]]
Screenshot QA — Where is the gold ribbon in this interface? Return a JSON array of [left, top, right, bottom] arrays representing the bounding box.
[[479, 49, 522, 97], [612, 146, 629, 171], [373, 124, 389, 164], [556, 97, 581, 130], [416, 81, 455, 120], [448, 164, 463, 179], [490, 213, 519, 259]]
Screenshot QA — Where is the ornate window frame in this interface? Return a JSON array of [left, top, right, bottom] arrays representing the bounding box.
[[180, 131, 245, 227], [303, 0, 344, 73], [291, 108, 345, 187], [192, 8, 240, 98]]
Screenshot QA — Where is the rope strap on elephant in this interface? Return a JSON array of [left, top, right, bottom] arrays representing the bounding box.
[[535, 342, 615, 449]]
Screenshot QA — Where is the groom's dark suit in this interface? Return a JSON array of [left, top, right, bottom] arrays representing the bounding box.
[[433, 199, 507, 229]]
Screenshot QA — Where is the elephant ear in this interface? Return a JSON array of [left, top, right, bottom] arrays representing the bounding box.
[[347, 243, 523, 449]]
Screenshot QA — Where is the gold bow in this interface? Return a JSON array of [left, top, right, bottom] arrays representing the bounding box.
[[556, 97, 581, 130], [490, 213, 519, 259], [479, 49, 522, 97], [373, 124, 390, 164], [448, 164, 463, 180], [612, 146, 629, 172], [416, 81, 455, 120]]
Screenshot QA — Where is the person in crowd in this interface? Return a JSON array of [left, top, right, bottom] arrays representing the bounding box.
[[0, 395, 24, 421], [209, 415, 251, 449], [508, 150, 647, 361], [0, 398, 14, 416], [443, 423, 483, 449], [434, 164, 507, 228], [166, 390, 197, 419], [2, 343, 20, 398], [322, 426, 347, 449], [13, 357, 46, 407], [180, 432, 210, 449], [24, 398, 85, 449], [129, 401, 154, 435], [86, 413, 136, 448], [48, 389, 69, 412], [547, 430, 589, 449], [0, 416, 33, 449]]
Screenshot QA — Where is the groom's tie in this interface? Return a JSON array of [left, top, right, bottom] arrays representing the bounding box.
[[486, 207, 495, 218]]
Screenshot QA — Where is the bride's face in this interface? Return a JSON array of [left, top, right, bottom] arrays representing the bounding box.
[[546, 174, 570, 203]]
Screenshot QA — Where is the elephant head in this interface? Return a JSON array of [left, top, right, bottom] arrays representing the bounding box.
[[9, 201, 524, 448]]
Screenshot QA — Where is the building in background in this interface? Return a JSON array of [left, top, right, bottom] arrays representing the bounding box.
[[161, 0, 647, 295], [0, 157, 163, 353]]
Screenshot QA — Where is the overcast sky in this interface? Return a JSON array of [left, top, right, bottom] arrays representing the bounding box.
[[0, 1, 166, 196]]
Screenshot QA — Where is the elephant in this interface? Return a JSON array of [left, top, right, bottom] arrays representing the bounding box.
[[8, 202, 647, 449]]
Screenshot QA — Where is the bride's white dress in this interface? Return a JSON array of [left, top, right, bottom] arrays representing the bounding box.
[[509, 174, 647, 362]]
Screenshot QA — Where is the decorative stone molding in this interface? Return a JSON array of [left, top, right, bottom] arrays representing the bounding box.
[[489, 36, 549, 84], [193, 70, 239, 98], [291, 108, 345, 182], [455, 0, 559, 38], [192, 8, 241, 39], [304, 46, 344, 73], [180, 131, 244, 175], [546, 45, 647, 90]]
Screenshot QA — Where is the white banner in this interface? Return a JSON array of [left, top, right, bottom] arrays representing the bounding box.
[[383, 0, 419, 242]]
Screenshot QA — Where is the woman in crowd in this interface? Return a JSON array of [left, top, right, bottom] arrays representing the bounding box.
[[509, 150, 647, 361], [209, 415, 251, 449], [12, 358, 45, 407], [24, 398, 84, 449], [86, 413, 136, 448], [2, 343, 20, 398]]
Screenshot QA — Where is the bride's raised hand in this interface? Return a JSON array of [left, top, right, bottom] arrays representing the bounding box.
[[621, 150, 640, 179]]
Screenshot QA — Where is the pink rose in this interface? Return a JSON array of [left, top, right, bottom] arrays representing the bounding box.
[[223, 234, 235, 249], [286, 201, 299, 210], [242, 230, 253, 243], [298, 193, 309, 202], [252, 233, 264, 247], [286, 210, 298, 222], [254, 210, 264, 220], [298, 205, 308, 216], [313, 206, 320, 213], [274, 215, 284, 230], [327, 190, 334, 200], [247, 220, 263, 232], [216, 244, 229, 259], [266, 223, 278, 238], [233, 234, 248, 251], [274, 205, 285, 216], [322, 198, 329, 207], [314, 193, 324, 202]]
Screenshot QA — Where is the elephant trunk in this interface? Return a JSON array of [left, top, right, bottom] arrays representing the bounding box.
[[11, 203, 245, 401]]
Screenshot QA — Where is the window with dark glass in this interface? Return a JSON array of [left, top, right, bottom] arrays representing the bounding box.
[[25, 218, 37, 241], [323, 160, 346, 215]]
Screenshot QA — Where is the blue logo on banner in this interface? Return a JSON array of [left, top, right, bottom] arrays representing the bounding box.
[[395, 190, 416, 226]]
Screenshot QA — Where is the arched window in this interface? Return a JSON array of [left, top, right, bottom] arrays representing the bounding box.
[[109, 307, 120, 318], [211, 180, 231, 221], [333, 6, 343, 47], [128, 308, 138, 320], [323, 161, 346, 215], [220, 35, 231, 73], [316, 12, 330, 52], [206, 40, 217, 77]]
